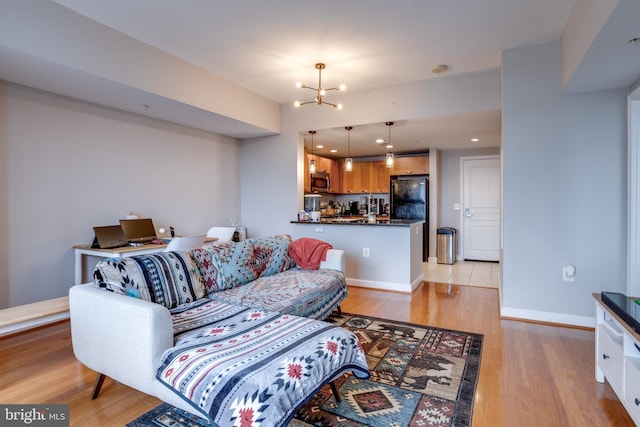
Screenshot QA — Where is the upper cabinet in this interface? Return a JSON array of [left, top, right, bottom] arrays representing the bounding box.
[[342, 161, 372, 193], [342, 161, 389, 194], [390, 156, 429, 176], [304, 150, 342, 193], [371, 161, 390, 193]]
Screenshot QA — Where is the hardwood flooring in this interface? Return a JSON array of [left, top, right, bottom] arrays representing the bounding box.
[[0, 282, 634, 426]]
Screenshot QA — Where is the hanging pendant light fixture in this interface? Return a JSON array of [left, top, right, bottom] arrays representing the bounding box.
[[308, 130, 317, 174], [295, 63, 345, 109], [345, 126, 353, 172], [385, 122, 395, 168]]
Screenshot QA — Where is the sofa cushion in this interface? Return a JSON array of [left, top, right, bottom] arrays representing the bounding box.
[[93, 251, 206, 309], [207, 267, 347, 320], [192, 234, 296, 293]]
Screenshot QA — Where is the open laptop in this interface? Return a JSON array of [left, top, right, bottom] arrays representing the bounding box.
[[119, 218, 158, 244], [92, 225, 129, 249]]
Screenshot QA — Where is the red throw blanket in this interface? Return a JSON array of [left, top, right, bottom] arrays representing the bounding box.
[[289, 238, 333, 270]]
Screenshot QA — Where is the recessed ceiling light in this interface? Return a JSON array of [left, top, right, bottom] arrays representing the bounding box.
[[330, 149, 338, 153], [385, 144, 394, 149], [316, 145, 324, 149], [469, 138, 480, 143], [376, 138, 384, 144]]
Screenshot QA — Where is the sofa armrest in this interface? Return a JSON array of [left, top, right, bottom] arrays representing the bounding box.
[[319, 249, 345, 273], [69, 284, 173, 395]]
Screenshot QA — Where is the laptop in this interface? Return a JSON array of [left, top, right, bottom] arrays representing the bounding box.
[[92, 225, 129, 249], [119, 218, 158, 244]]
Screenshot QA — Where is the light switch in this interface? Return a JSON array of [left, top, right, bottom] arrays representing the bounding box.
[[453, 203, 460, 210]]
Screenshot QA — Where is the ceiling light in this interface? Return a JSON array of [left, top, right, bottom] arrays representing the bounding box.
[[316, 145, 324, 149], [294, 63, 345, 109], [308, 130, 317, 173], [432, 64, 449, 74], [385, 122, 395, 168], [470, 138, 480, 143], [345, 126, 353, 172], [330, 149, 338, 153], [376, 138, 384, 144]]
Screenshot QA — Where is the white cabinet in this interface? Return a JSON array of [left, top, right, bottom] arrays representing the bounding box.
[[594, 293, 640, 426]]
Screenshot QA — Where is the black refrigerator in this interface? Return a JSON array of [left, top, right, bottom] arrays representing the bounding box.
[[390, 175, 429, 261]]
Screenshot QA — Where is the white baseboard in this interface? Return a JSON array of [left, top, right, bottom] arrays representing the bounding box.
[[500, 306, 595, 328], [0, 311, 70, 336], [348, 273, 424, 293]]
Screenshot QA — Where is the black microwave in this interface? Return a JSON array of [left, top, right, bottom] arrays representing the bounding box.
[[310, 172, 330, 193]]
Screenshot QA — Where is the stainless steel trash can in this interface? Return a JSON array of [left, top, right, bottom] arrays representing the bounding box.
[[437, 227, 457, 264]]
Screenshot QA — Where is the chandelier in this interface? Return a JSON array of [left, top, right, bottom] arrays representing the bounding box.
[[295, 63, 345, 110]]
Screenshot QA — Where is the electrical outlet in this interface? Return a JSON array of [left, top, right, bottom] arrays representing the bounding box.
[[363, 248, 370, 257], [315, 227, 324, 233], [562, 265, 576, 282]]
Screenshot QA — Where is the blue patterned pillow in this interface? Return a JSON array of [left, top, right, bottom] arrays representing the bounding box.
[[93, 251, 206, 309], [250, 234, 295, 277]]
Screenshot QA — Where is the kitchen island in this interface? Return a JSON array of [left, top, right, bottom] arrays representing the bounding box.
[[291, 218, 424, 293]]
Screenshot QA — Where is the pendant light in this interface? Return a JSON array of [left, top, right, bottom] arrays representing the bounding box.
[[345, 126, 353, 172], [308, 130, 317, 174], [385, 122, 395, 168]]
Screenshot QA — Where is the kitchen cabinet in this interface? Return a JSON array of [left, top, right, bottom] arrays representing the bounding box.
[[342, 161, 372, 193], [304, 149, 342, 193], [390, 156, 429, 176], [342, 161, 390, 194], [371, 160, 391, 193], [330, 159, 343, 193]]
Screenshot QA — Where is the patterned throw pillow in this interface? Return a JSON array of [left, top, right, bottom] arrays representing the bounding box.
[[251, 234, 295, 277], [192, 241, 259, 292], [191, 235, 296, 294], [93, 251, 206, 309]]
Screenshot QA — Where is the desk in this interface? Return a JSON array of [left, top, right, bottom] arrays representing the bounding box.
[[73, 238, 217, 285]]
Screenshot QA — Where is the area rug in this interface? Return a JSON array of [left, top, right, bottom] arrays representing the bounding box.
[[126, 313, 483, 427]]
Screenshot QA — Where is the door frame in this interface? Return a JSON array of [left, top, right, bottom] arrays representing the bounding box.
[[459, 154, 502, 261], [628, 84, 640, 297]]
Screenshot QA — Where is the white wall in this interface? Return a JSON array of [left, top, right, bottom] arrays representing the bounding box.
[[502, 40, 628, 326], [0, 82, 241, 308]]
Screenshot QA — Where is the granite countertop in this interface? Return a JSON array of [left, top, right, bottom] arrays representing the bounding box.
[[290, 217, 422, 226]]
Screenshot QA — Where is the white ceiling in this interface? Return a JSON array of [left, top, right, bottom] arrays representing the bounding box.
[[3, 0, 639, 157]]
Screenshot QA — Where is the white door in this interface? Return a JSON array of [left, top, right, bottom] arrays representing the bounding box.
[[461, 157, 501, 261]]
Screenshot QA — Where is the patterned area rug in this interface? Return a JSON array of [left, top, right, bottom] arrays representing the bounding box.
[[126, 313, 483, 427]]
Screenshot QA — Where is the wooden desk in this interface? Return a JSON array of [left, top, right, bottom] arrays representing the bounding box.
[[73, 238, 216, 285]]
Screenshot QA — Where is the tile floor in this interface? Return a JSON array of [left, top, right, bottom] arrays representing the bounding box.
[[423, 260, 500, 288]]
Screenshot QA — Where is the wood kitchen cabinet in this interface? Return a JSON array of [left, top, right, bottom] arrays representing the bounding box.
[[342, 161, 372, 193], [390, 156, 429, 175], [342, 160, 391, 194], [330, 159, 343, 193], [303, 149, 342, 193], [371, 160, 390, 193]]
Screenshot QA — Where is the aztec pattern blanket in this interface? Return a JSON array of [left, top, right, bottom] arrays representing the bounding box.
[[157, 299, 370, 427]]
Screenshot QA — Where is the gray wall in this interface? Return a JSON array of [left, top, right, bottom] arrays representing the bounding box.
[[0, 82, 241, 308], [501, 40, 628, 324]]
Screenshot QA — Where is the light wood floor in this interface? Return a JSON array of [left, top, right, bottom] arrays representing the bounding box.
[[1, 283, 634, 426]]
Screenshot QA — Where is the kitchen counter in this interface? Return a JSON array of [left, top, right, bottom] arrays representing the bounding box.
[[291, 219, 425, 293], [290, 217, 422, 226]]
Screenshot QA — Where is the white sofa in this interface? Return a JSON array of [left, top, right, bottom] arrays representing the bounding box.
[[69, 235, 362, 424]]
